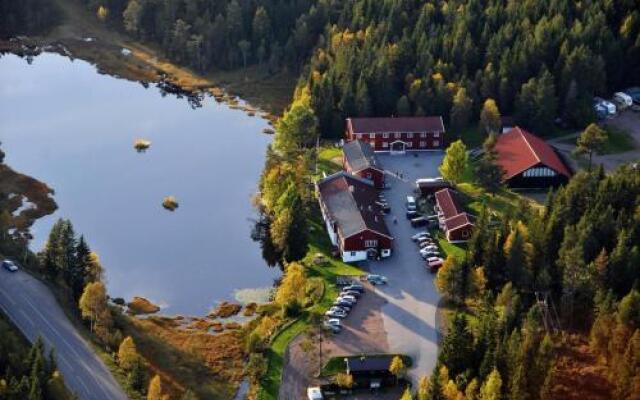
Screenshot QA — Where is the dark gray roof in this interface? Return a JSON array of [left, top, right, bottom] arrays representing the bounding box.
[[316, 172, 391, 239], [347, 116, 445, 134], [346, 356, 393, 372], [343, 140, 382, 172]]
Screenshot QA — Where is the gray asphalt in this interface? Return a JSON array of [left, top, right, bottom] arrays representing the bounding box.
[[366, 151, 444, 383], [0, 268, 127, 400]]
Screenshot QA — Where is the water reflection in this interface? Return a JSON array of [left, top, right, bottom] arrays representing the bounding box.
[[0, 52, 280, 315]]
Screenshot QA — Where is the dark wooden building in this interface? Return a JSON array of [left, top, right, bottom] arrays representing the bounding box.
[[495, 127, 572, 188], [343, 140, 385, 189], [345, 356, 396, 389], [345, 117, 445, 153], [316, 172, 393, 262]]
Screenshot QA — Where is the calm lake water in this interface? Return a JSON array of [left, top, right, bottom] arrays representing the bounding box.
[[0, 52, 280, 315]]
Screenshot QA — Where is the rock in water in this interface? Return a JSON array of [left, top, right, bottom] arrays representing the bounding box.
[[162, 196, 179, 211]]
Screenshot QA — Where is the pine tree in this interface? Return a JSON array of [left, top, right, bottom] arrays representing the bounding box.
[[450, 87, 473, 131], [574, 123, 607, 171], [438, 314, 474, 377]]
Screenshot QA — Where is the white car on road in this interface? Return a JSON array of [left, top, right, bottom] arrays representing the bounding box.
[[2, 260, 18, 272]]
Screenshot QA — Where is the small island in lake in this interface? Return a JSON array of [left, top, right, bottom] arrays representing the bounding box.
[[162, 196, 179, 211], [134, 138, 151, 152]]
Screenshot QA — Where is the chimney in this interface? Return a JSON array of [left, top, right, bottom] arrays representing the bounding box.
[[349, 185, 354, 192]]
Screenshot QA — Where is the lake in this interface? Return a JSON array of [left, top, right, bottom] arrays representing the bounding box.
[[0, 52, 280, 315]]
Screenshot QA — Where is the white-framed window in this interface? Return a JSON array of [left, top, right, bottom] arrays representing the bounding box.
[[407, 142, 413, 148], [419, 141, 426, 147], [433, 132, 440, 138], [407, 133, 413, 139], [382, 142, 389, 148], [394, 132, 401, 139], [364, 240, 378, 248], [462, 229, 470, 238], [366, 173, 372, 179], [350, 251, 356, 256], [356, 133, 363, 139], [382, 132, 389, 139], [433, 140, 440, 147], [420, 132, 427, 138]]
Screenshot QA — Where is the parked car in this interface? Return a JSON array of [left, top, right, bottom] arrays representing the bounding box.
[[367, 274, 387, 285], [2, 260, 18, 272], [331, 305, 351, 314], [406, 195, 417, 211], [325, 309, 347, 318], [614, 92, 633, 108], [376, 201, 391, 213], [411, 217, 429, 227], [421, 251, 441, 259], [418, 239, 436, 247], [341, 290, 361, 298], [308, 386, 324, 400], [406, 210, 419, 219], [419, 244, 437, 252], [343, 284, 364, 293], [411, 231, 431, 241], [337, 295, 357, 304], [427, 257, 445, 272], [323, 324, 341, 334], [594, 97, 617, 116], [333, 300, 352, 309]]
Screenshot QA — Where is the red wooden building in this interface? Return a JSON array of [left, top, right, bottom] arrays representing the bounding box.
[[316, 172, 393, 262], [345, 117, 445, 153], [435, 188, 475, 243], [343, 140, 385, 188], [495, 127, 572, 188]]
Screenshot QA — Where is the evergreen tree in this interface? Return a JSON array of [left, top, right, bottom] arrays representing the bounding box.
[[438, 314, 474, 378]]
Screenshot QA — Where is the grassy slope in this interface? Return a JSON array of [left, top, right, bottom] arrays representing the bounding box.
[[258, 147, 364, 400]]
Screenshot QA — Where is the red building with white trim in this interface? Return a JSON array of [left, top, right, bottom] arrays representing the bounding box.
[[342, 140, 385, 188], [495, 127, 572, 188], [316, 172, 393, 262], [435, 188, 474, 243], [345, 117, 445, 153]]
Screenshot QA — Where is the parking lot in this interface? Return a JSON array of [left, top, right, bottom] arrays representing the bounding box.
[[366, 151, 444, 382]]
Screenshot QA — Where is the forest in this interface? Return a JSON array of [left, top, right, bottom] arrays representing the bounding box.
[[429, 164, 640, 400], [0, 0, 61, 37], [81, 0, 640, 138], [0, 320, 68, 400]]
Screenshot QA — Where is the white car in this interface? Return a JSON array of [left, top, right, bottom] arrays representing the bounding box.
[[420, 246, 439, 254], [307, 387, 324, 400], [325, 318, 341, 326], [338, 295, 357, 304], [2, 260, 18, 272], [427, 256, 444, 264], [594, 97, 616, 115], [411, 231, 431, 241]]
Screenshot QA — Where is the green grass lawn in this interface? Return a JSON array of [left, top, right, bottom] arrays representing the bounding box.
[[258, 204, 365, 400], [602, 126, 636, 154]]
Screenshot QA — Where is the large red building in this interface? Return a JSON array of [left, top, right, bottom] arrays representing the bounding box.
[[495, 127, 572, 188], [435, 188, 474, 243], [316, 172, 393, 262], [342, 140, 385, 189], [345, 117, 445, 153]]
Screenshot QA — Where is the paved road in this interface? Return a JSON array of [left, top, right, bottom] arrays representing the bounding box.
[[366, 151, 444, 383], [0, 268, 127, 400]]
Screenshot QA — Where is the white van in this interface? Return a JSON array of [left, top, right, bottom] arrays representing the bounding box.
[[307, 387, 323, 400], [406, 196, 417, 211], [613, 92, 633, 109]]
